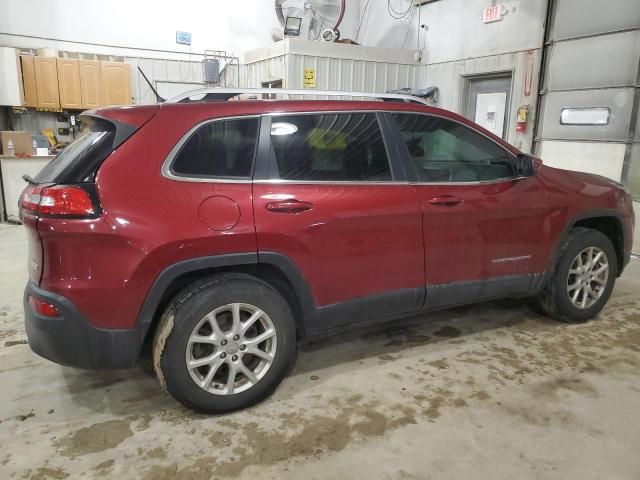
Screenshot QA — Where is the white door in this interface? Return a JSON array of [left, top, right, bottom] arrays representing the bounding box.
[[474, 92, 507, 137]]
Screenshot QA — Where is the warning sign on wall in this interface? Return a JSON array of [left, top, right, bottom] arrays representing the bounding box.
[[303, 68, 316, 89]]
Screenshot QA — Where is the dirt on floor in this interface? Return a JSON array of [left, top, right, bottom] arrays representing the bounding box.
[[1, 224, 639, 480]]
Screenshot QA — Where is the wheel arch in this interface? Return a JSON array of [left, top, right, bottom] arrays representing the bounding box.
[[551, 210, 626, 276], [136, 252, 316, 353]]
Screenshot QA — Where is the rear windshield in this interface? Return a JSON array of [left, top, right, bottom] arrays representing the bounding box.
[[34, 119, 116, 184]]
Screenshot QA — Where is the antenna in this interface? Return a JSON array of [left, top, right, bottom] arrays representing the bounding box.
[[137, 67, 165, 103]]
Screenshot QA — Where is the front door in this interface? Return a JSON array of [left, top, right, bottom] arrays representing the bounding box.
[[388, 112, 550, 308], [252, 111, 425, 331]]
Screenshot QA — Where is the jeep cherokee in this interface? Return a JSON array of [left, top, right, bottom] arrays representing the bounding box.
[[20, 89, 635, 413]]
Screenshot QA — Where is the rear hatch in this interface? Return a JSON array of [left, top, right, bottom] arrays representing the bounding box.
[[19, 105, 159, 285]]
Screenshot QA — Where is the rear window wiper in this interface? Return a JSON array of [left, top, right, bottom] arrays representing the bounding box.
[[22, 174, 37, 184]]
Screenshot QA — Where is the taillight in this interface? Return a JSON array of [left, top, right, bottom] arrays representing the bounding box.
[[29, 296, 60, 317], [21, 185, 98, 218], [21, 185, 43, 212]]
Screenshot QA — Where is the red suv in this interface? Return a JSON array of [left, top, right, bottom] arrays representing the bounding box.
[[20, 89, 634, 413]]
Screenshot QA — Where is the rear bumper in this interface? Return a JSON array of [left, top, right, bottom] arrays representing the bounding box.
[[24, 282, 141, 369]]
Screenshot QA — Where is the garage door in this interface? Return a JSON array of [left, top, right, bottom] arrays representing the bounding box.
[[534, 0, 640, 200]]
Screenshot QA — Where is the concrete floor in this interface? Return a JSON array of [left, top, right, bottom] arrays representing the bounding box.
[[1, 224, 639, 480]]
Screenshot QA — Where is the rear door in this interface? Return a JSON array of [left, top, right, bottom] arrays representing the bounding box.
[[387, 112, 550, 308], [252, 111, 425, 331]]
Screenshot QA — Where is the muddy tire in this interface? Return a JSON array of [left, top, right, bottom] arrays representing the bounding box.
[[533, 227, 617, 323], [153, 273, 297, 413]]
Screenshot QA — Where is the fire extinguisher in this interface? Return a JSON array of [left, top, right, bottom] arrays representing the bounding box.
[[516, 105, 529, 133]]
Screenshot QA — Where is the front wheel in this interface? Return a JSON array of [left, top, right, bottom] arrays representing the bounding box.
[[153, 273, 297, 413], [534, 227, 617, 323]]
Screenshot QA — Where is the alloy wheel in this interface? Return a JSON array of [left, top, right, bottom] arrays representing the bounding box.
[[185, 303, 277, 395], [566, 246, 609, 310]]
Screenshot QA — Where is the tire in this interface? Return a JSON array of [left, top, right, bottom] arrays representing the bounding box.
[[534, 227, 617, 323], [153, 273, 297, 414]]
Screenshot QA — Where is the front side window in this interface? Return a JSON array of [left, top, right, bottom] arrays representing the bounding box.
[[392, 113, 514, 183], [171, 117, 259, 178], [269, 113, 392, 182]]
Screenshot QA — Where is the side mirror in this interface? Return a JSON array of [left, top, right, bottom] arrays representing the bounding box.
[[514, 153, 534, 177]]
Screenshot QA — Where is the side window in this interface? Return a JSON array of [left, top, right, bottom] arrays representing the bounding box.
[[270, 113, 392, 182], [171, 117, 259, 178], [392, 113, 514, 182]]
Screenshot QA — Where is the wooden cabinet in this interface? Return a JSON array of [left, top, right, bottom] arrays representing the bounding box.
[[57, 58, 82, 109], [79, 60, 102, 109], [17, 57, 132, 110], [100, 61, 131, 105], [20, 55, 37, 107], [34, 57, 60, 110]]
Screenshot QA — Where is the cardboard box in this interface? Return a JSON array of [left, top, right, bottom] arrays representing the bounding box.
[[1, 131, 33, 155]]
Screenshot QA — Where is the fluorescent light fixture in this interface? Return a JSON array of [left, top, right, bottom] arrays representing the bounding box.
[[284, 16, 302, 36], [560, 107, 610, 126], [271, 122, 298, 136]]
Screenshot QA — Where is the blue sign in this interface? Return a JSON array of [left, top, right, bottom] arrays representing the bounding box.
[[176, 31, 192, 45]]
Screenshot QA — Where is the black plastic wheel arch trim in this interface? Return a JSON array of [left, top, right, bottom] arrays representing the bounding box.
[[547, 209, 630, 277]]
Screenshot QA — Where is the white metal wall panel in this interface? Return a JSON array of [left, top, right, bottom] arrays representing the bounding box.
[[244, 52, 426, 102], [125, 57, 203, 104], [539, 141, 627, 181], [546, 31, 640, 90], [0, 47, 23, 106], [552, 0, 640, 40], [212, 60, 241, 88], [423, 62, 458, 111], [243, 56, 285, 88], [626, 145, 640, 198], [539, 88, 635, 142], [403, 0, 546, 64], [242, 41, 427, 102], [288, 54, 424, 94]]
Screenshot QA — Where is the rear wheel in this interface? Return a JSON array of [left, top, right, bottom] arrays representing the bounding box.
[[533, 227, 617, 322], [153, 273, 297, 413]]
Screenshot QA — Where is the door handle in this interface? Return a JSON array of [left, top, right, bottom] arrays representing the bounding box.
[[265, 199, 314, 214], [428, 195, 464, 207]]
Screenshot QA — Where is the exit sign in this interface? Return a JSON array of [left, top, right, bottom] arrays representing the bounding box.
[[482, 5, 503, 23], [176, 31, 192, 45]]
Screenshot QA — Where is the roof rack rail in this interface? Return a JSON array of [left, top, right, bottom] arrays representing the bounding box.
[[165, 87, 430, 105]]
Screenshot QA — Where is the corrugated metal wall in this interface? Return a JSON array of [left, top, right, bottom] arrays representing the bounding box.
[[284, 55, 425, 96], [242, 45, 427, 100], [244, 55, 286, 89], [124, 56, 241, 103], [124, 57, 204, 104]]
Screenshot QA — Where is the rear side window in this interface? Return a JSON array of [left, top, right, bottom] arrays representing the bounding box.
[[269, 113, 392, 182], [34, 119, 116, 184], [171, 118, 259, 178]]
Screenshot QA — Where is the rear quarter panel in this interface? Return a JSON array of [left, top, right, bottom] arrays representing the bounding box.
[[39, 103, 263, 329]]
